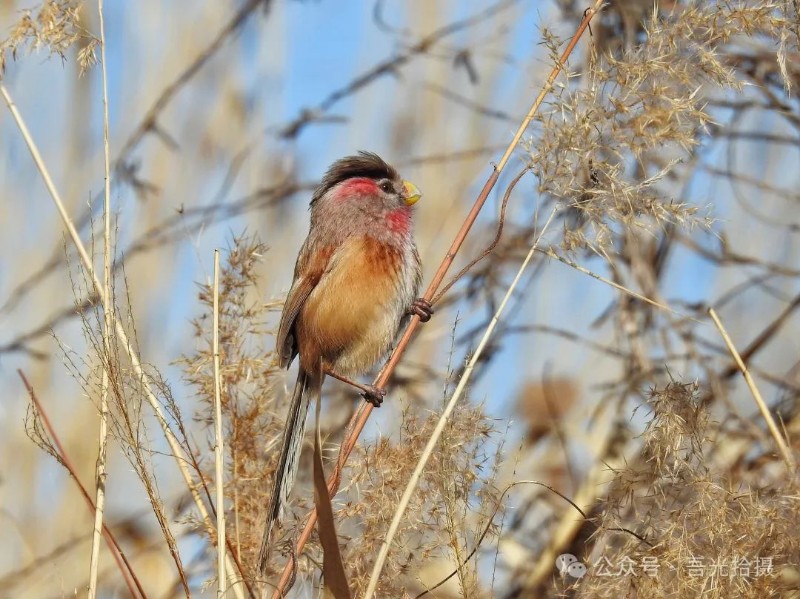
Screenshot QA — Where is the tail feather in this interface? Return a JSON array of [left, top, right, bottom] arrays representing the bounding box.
[[258, 369, 312, 575]]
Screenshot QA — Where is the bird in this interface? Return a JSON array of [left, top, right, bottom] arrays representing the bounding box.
[[257, 152, 432, 575]]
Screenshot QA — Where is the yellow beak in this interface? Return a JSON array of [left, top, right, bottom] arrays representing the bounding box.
[[402, 180, 422, 206]]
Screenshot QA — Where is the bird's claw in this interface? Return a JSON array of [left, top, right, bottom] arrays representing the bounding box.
[[409, 298, 434, 323], [362, 384, 387, 407]]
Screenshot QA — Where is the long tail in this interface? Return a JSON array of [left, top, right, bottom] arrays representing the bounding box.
[[258, 369, 313, 576]]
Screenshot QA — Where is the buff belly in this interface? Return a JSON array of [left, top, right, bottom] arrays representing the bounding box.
[[295, 236, 406, 377]]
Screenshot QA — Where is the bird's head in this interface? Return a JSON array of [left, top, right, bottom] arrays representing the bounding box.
[[310, 152, 422, 230]]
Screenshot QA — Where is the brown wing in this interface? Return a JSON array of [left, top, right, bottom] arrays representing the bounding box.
[[276, 241, 334, 369]]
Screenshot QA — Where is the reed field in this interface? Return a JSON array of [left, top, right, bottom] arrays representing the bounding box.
[[0, 1, 798, 597]]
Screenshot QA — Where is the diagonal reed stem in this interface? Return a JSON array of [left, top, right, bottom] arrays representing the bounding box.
[[708, 308, 797, 474]]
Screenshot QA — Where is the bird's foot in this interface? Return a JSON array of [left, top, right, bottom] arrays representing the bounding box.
[[325, 368, 386, 407], [361, 384, 387, 407], [409, 297, 434, 322]]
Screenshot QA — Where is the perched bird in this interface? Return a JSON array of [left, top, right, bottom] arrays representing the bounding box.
[[258, 152, 432, 574]]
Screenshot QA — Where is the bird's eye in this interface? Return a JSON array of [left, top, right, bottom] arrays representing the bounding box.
[[379, 181, 393, 193]]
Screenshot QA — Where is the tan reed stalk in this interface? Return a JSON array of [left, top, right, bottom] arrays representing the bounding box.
[[213, 250, 229, 596], [88, 1, 112, 596], [709, 308, 796, 474]]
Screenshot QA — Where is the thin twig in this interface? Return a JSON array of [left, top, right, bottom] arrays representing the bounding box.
[[270, 5, 604, 594], [708, 308, 796, 474], [277, 0, 520, 139], [0, 182, 305, 359], [424, 82, 514, 122], [88, 0, 113, 596], [0, 0, 271, 319], [539, 247, 702, 323], [412, 479, 652, 599], [432, 166, 530, 306], [116, 0, 268, 160], [541, 364, 579, 492], [0, 83, 247, 599], [213, 250, 228, 596], [18, 371, 146, 599], [521, 420, 629, 591]]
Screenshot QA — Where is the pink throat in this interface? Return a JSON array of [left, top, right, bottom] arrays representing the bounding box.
[[386, 206, 412, 234]]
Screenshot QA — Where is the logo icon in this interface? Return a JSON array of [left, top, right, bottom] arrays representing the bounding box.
[[556, 553, 587, 578]]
